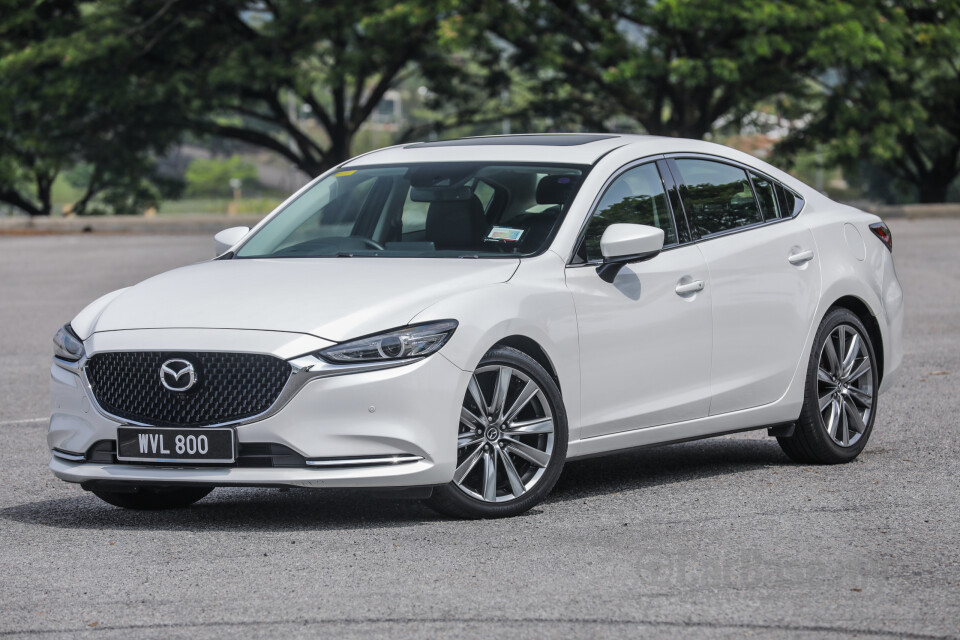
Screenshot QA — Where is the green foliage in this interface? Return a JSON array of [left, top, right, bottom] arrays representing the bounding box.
[[0, 0, 185, 215], [159, 197, 283, 215], [0, 0, 505, 215], [489, 0, 884, 138], [185, 158, 259, 197], [95, 0, 508, 176], [779, 1, 960, 203], [2, 0, 960, 215]]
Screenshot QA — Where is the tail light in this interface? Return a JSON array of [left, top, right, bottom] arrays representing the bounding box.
[[869, 221, 893, 253]]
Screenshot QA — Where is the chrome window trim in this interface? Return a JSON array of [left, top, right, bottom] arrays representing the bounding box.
[[566, 154, 674, 265], [564, 151, 807, 270], [53, 352, 420, 429], [665, 152, 805, 233]]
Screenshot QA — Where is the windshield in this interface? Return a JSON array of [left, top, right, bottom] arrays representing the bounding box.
[[235, 162, 587, 258]]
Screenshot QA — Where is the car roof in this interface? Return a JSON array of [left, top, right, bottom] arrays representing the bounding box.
[[343, 133, 640, 166], [340, 133, 815, 199]]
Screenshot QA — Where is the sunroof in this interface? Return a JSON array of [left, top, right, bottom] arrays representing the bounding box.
[[407, 134, 619, 148]]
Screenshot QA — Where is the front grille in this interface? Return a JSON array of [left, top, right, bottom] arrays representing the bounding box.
[[85, 352, 291, 427]]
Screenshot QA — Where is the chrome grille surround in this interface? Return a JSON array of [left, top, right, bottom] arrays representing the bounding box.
[[83, 351, 291, 428]]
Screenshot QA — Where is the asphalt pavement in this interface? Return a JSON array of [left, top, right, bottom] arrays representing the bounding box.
[[0, 221, 958, 639]]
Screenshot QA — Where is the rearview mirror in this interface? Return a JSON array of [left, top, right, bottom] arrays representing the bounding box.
[[597, 223, 664, 283], [214, 226, 250, 256]]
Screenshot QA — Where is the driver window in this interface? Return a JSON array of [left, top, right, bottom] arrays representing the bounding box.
[[583, 163, 676, 261]]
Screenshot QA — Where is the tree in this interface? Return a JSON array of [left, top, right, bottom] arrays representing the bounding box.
[[0, 0, 513, 216], [781, 1, 960, 203], [0, 0, 184, 216], [101, 0, 511, 177], [488, 0, 886, 139]]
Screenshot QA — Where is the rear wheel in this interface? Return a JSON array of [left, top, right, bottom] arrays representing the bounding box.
[[427, 346, 567, 519], [91, 486, 213, 510], [778, 308, 879, 464]]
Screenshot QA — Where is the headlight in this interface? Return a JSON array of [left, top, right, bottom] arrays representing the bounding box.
[[53, 324, 85, 361], [319, 320, 458, 363]]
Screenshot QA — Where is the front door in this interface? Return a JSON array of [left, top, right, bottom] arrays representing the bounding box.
[[565, 161, 713, 438]]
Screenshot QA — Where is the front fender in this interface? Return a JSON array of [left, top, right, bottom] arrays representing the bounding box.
[[411, 252, 583, 439]]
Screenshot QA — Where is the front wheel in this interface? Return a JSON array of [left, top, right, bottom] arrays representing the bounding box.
[[427, 346, 568, 519], [91, 486, 214, 510], [778, 308, 879, 464]]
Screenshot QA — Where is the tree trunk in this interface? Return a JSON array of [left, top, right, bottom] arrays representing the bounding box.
[[0, 188, 43, 216], [327, 128, 354, 170], [35, 171, 55, 216]]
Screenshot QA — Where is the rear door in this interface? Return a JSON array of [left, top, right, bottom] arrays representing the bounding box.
[[669, 157, 821, 416]]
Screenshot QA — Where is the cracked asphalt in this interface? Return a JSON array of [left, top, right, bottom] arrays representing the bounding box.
[[0, 220, 958, 639]]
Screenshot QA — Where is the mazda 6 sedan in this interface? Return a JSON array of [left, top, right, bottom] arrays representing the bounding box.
[[48, 133, 903, 518]]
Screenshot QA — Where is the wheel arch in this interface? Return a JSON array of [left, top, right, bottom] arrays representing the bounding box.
[[491, 335, 562, 392], [827, 295, 885, 384]]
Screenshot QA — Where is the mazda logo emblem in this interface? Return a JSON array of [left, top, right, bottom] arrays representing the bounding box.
[[160, 359, 197, 392]]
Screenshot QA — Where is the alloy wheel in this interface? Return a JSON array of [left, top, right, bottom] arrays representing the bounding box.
[[816, 324, 874, 447], [454, 365, 555, 503]]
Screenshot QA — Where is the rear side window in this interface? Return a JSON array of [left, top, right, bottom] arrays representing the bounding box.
[[675, 159, 763, 235], [750, 173, 779, 220], [775, 183, 803, 217], [583, 163, 676, 261]]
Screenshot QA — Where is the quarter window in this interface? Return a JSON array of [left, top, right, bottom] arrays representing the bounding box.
[[675, 159, 763, 235], [583, 163, 675, 261], [775, 183, 803, 217], [750, 173, 780, 220]]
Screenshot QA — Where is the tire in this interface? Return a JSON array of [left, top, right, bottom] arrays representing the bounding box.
[[426, 346, 568, 519], [91, 486, 214, 510], [778, 307, 879, 464]]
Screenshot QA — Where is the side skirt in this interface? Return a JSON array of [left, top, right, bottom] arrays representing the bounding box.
[[567, 402, 802, 460]]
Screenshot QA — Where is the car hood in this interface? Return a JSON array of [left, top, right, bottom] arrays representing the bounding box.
[[88, 258, 520, 342]]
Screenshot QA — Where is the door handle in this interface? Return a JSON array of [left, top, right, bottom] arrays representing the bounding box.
[[788, 249, 815, 265], [675, 280, 704, 295]]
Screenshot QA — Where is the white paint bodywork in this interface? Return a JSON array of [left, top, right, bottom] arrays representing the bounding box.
[[49, 134, 904, 489]]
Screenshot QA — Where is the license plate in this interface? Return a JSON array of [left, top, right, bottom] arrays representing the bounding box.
[[116, 427, 235, 464]]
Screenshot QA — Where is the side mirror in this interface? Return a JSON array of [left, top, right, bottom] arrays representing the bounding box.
[[214, 226, 250, 257], [596, 223, 664, 283]]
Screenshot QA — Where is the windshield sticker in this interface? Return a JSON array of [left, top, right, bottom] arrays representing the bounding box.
[[487, 226, 525, 242], [334, 170, 357, 177]]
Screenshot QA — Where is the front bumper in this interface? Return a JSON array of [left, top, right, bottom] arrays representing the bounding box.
[[49, 454, 441, 489], [48, 335, 470, 489]]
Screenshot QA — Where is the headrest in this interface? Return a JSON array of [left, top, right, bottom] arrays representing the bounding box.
[[425, 195, 486, 250], [536, 174, 578, 205]]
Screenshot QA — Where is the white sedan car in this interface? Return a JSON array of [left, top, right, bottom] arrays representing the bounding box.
[[49, 134, 903, 518]]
